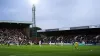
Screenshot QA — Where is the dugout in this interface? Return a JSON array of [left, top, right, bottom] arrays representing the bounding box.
[[0, 20, 33, 38]]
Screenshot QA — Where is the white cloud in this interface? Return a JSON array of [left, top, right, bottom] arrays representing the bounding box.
[[36, 0, 100, 29], [37, 19, 59, 29], [2, 8, 18, 13], [1, 0, 100, 29]]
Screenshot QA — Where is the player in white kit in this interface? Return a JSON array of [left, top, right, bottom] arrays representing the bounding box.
[[39, 40, 41, 47]]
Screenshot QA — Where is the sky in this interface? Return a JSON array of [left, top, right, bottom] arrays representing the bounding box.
[[0, 0, 100, 29]]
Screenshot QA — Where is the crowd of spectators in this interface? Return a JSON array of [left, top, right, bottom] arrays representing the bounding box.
[[0, 28, 30, 45], [0, 28, 100, 45], [40, 34, 100, 45]]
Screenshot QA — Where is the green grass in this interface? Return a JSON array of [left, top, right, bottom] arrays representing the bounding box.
[[0, 45, 100, 56]]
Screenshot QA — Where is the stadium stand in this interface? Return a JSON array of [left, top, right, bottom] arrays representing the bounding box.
[[37, 25, 100, 45], [0, 20, 33, 45]]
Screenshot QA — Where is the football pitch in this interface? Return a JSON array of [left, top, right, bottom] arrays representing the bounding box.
[[0, 45, 100, 56]]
